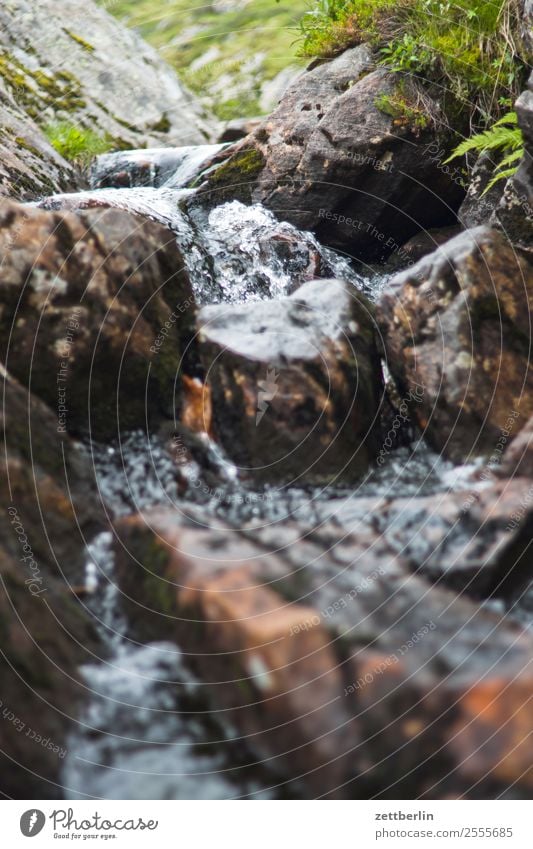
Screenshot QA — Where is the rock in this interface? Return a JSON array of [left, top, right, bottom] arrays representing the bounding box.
[[0, 371, 103, 797], [218, 118, 263, 144], [499, 413, 533, 478], [493, 73, 533, 249], [0, 201, 197, 439], [458, 151, 506, 228], [0, 543, 99, 798], [201, 46, 465, 259], [197, 278, 384, 484], [378, 226, 533, 462], [364, 479, 533, 597], [385, 225, 462, 272], [0, 1, 213, 150], [0, 366, 104, 582], [113, 505, 533, 798], [0, 81, 75, 200]]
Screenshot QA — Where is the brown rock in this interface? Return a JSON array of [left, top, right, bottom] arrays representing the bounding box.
[[114, 504, 533, 798], [0, 201, 197, 439], [378, 226, 533, 462]]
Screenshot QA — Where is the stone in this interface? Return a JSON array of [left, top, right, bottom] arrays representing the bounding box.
[[201, 46, 465, 259], [197, 278, 384, 484], [0, 0, 213, 152], [113, 504, 533, 798], [378, 226, 533, 462], [0, 200, 197, 439]]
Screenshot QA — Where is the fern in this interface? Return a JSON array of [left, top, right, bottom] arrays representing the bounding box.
[[444, 112, 524, 193]]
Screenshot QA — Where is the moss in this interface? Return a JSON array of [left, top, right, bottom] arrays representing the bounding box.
[[63, 29, 96, 52], [209, 147, 264, 186], [375, 91, 430, 132], [0, 49, 86, 120]]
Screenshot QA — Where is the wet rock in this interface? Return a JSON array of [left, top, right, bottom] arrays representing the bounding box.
[[114, 505, 533, 798], [90, 145, 226, 190], [0, 201, 196, 439], [365, 479, 533, 597], [386, 225, 462, 271], [378, 226, 533, 462], [0, 0, 213, 150], [202, 46, 464, 259], [197, 278, 384, 485]]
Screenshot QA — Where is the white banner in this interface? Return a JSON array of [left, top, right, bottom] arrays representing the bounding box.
[[2, 800, 531, 848]]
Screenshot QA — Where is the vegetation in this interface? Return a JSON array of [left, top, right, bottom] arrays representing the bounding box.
[[298, 0, 525, 125], [445, 111, 524, 190], [99, 0, 309, 120], [43, 122, 112, 165]]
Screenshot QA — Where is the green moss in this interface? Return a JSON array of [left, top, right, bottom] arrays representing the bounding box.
[[63, 29, 96, 52], [43, 122, 112, 164], [0, 49, 86, 120], [375, 90, 430, 132], [204, 147, 265, 202]]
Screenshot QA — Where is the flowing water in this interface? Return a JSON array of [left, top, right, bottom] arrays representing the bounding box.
[[54, 144, 492, 799]]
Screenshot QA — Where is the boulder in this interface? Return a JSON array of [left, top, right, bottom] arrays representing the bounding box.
[[0, 543, 99, 798], [0, 201, 197, 439], [113, 504, 533, 798], [0, 366, 104, 582], [197, 278, 384, 485], [0, 0, 213, 152], [201, 46, 465, 259], [378, 226, 533, 462]]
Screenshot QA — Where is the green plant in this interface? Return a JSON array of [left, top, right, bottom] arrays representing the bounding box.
[[43, 122, 112, 165], [297, 0, 526, 127], [444, 111, 524, 191]]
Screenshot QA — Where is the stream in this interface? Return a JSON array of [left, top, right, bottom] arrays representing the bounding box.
[[48, 143, 503, 799]]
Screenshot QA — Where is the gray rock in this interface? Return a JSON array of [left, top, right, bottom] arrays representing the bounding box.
[[0, 80, 75, 200], [458, 151, 506, 228], [198, 278, 383, 484], [0, 0, 214, 153]]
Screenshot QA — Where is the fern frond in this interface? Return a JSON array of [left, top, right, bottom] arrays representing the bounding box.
[[483, 167, 521, 194]]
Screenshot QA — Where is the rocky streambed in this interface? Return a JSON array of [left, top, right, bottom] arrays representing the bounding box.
[[1, 5, 533, 801]]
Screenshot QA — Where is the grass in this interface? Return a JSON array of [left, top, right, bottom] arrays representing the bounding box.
[[298, 0, 526, 126], [99, 0, 309, 120], [44, 122, 112, 165]]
